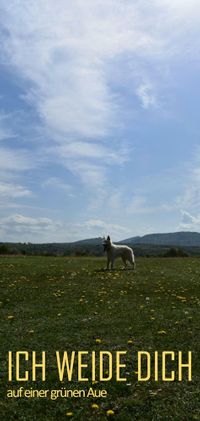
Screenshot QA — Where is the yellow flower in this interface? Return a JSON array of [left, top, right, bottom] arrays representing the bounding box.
[[95, 338, 102, 344], [127, 339, 133, 344], [149, 390, 158, 396], [176, 295, 187, 301], [158, 330, 167, 335], [106, 409, 115, 416], [91, 403, 99, 409], [7, 315, 14, 320], [66, 412, 73, 417]]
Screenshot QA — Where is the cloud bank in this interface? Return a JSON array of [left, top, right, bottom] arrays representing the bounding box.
[[0, 1, 200, 240]]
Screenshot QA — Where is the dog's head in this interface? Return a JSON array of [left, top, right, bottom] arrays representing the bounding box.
[[102, 235, 111, 252]]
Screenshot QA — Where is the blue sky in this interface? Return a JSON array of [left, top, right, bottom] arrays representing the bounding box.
[[1, 0, 200, 242]]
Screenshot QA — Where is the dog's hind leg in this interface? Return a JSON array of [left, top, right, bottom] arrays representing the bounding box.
[[128, 255, 135, 270], [110, 258, 115, 270], [122, 256, 127, 269]]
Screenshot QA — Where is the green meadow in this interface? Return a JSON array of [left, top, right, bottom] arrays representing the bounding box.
[[0, 256, 200, 420]]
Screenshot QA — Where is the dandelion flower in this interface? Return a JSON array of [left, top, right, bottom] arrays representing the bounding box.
[[106, 409, 115, 416], [176, 295, 187, 301], [91, 403, 99, 409], [66, 412, 73, 417], [149, 390, 158, 396], [95, 338, 102, 344]]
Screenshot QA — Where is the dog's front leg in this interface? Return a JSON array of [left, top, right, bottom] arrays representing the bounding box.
[[106, 257, 110, 270], [111, 258, 114, 270]]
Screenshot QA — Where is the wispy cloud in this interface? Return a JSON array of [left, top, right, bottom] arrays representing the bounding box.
[[174, 148, 200, 213], [178, 210, 200, 231], [84, 219, 128, 234], [0, 182, 31, 198], [0, 213, 128, 243], [68, 218, 129, 241], [0, 112, 15, 141], [0, 147, 36, 173], [2, 0, 199, 186], [0, 214, 61, 242], [136, 83, 158, 110], [49, 142, 129, 187], [41, 177, 72, 193], [65, 161, 106, 187], [53, 142, 128, 163]]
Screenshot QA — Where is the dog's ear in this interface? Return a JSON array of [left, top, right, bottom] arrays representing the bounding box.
[[107, 235, 110, 241]]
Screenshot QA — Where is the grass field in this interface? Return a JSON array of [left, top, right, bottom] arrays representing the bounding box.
[[0, 256, 200, 420]]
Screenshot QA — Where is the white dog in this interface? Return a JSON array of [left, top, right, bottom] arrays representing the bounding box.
[[103, 236, 135, 270]]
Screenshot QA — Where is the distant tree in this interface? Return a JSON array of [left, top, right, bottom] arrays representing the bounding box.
[[164, 247, 188, 257], [75, 249, 87, 257], [0, 244, 9, 254]]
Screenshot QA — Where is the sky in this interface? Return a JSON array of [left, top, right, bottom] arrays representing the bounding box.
[[1, 0, 200, 243]]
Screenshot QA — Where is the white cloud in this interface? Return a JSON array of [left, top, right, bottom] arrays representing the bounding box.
[[136, 83, 157, 109], [174, 148, 200, 212], [41, 177, 72, 193], [0, 112, 15, 141], [85, 219, 128, 233], [0, 147, 35, 172], [0, 214, 62, 241], [155, 0, 200, 16], [0, 213, 128, 242], [54, 142, 127, 163], [1, 0, 200, 186], [0, 182, 31, 198], [64, 160, 107, 187], [0, 0, 200, 242], [71, 218, 129, 240], [1, 214, 56, 228], [126, 195, 149, 214], [178, 210, 200, 231], [47, 141, 129, 188]]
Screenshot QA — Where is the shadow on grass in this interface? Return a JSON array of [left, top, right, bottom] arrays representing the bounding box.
[[94, 267, 135, 272]]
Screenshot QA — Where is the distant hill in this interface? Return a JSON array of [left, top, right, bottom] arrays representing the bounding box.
[[121, 231, 200, 247], [1, 232, 200, 256], [70, 237, 102, 246]]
